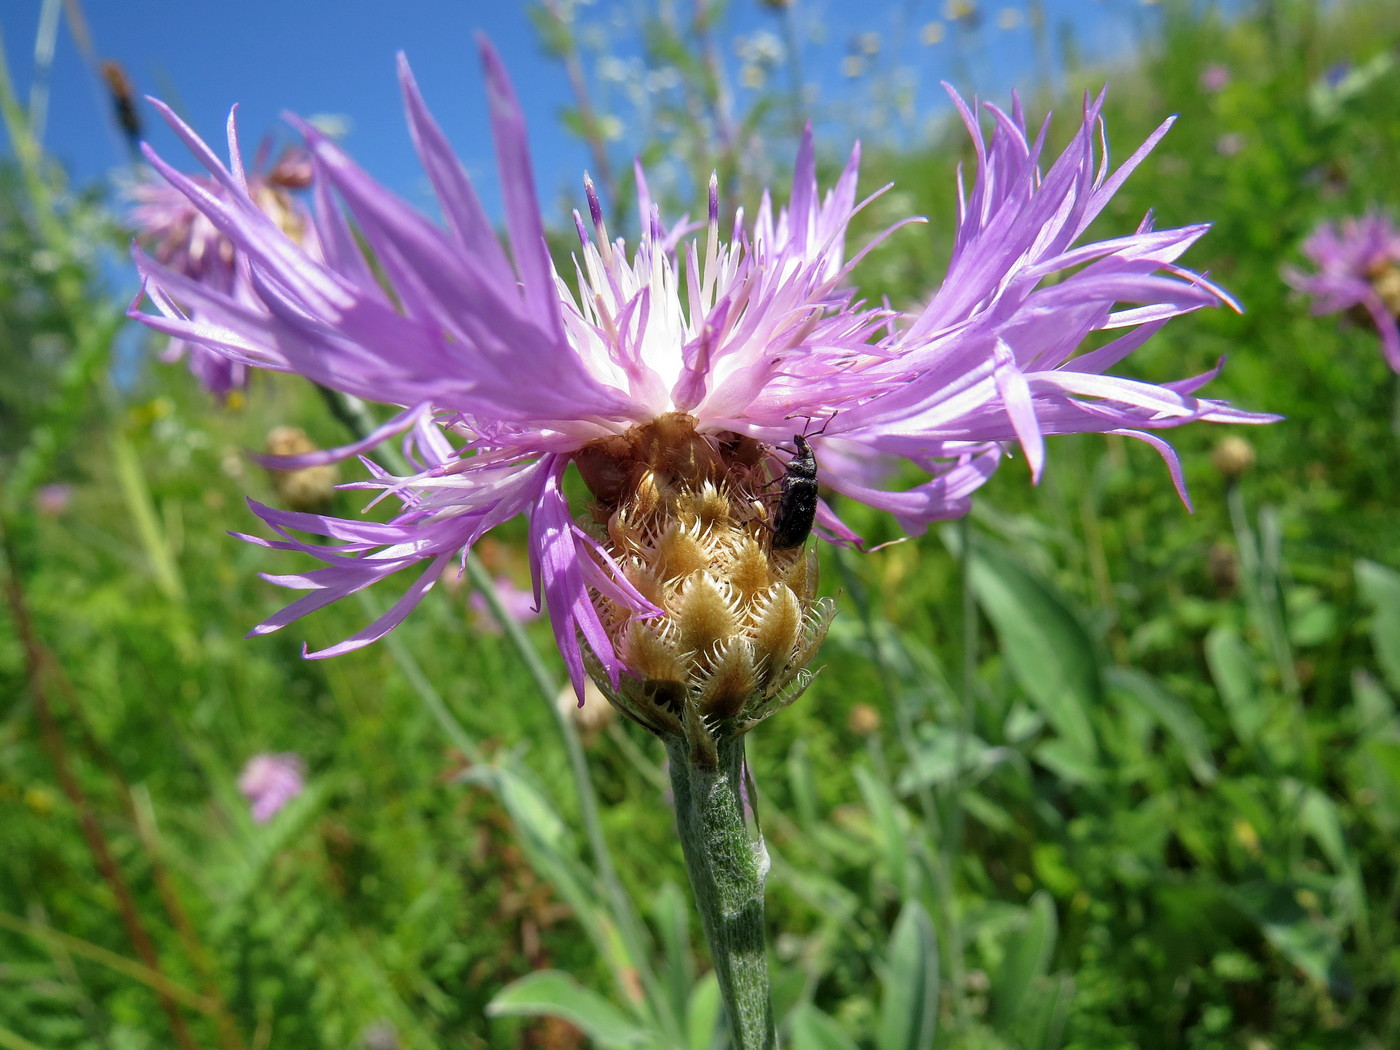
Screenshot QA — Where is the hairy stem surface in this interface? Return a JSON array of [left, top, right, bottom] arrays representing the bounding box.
[[666, 734, 775, 1050]]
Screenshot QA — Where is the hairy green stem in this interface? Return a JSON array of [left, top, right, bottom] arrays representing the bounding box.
[[665, 734, 775, 1050]]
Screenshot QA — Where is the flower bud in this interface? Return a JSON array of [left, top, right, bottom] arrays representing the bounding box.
[[265, 426, 338, 511], [1210, 435, 1255, 481], [847, 703, 882, 735]]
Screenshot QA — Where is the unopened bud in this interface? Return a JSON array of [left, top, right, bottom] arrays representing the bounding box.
[[1210, 435, 1255, 480], [847, 703, 881, 735], [265, 426, 338, 511]]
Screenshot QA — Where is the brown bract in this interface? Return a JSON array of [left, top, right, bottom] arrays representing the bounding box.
[[576, 413, 833, 767]]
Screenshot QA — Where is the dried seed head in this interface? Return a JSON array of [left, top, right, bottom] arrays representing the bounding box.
[[578, 413, 833, 763]]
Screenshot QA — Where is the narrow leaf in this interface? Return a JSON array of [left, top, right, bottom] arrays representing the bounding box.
[[878, 901, 939, 1050], [787, 1003, 860, 1050], [1109, 668, 1218, 784], [487, 970, 648, 1047], [971, 545, 1101, 765], [993, 892, 1058, 1027], [1205, 626, 1263, 746], [1357, 560, 1400, 693]]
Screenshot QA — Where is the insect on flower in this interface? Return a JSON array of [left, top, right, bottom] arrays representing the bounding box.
[[769, 433, 819, 550], [768, 417, 831, 551]]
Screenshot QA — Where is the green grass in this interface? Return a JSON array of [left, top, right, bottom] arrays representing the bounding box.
[[4, 2, 1400, 1048]]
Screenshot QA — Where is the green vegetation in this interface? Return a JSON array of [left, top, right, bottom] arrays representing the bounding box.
[[3, 2, 1400, 1048]]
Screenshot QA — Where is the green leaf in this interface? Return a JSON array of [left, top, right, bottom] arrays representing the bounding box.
[[1357, 560, 1400, 693], [971, 545, 1101, 765], [653, 881, 695, 1024], [1205, 625, 1264, 745], [463, 762, 571, 856], [786, 1003, 860, 1050], [1352, 669, 1395, 731], [487, 970, 649, 1047], [896, 728, 1017, 795], [1108, 668, 1218, 784], [1228, 881, 1348, 993], [993, 892, 1058, 1027], [1015, 973, 1073, 1050], [855, 765, 912, 899], [1346, 672, 1400, 835], [686, 972, 721, 1050], [1293, 783, 1367, 930], [786, 736, 820, 829], [1033, 738, 1102, 785], [686, 974, 722, 1047], [878, 901, 939, 1050]]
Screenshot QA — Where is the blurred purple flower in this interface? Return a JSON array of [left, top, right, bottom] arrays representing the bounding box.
[[469, 575, 543, 634], [35, 483, 73, 517], [129, 41, 1274, 698], [1200, 64, 1231, 93], [1215, 133, 1245, 157], [1285, 212, 1400, 371], [1324, 62, 1351, 89], [127, 146, 318, 400], [237, 752, 306, 822]]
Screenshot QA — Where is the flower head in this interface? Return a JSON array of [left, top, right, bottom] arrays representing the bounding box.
[[127, 145, 317, 399], [237, 752, 306, 822], [1285, 212, 1400, 371], [130, 42, 1273, 742]]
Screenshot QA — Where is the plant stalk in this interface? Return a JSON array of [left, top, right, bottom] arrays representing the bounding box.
[[665, 734, 775, 1050]]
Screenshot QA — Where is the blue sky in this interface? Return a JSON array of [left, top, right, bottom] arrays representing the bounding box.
[[3, 0, 1159, 222]]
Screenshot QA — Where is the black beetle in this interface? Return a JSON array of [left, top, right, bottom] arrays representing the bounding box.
[[770, 433, 818, 550]]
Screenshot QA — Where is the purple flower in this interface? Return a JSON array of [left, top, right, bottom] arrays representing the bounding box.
[[1285, 212, 1400, 371], [237, 752, 306, 822], [469, 575, 544, 634], [1200, 64, 1231, 93], [129, 42, 1274, 702], [35, 483, 73, 517], [1215, 132, 1245, 157], [127, 146, 317, 399]]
